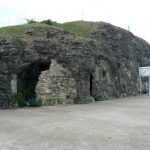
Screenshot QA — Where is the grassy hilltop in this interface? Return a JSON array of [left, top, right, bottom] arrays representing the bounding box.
[[0, 20, 106, 39]]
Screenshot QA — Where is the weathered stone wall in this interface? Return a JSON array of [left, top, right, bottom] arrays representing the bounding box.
[[91, 59, 116, 100], [0, 23, 150, 108], [36, 59, 77, 105], [90, 23, 150, 99]]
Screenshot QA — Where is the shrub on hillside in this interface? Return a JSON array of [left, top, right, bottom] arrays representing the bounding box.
[[26, 19, 37, 24], [40, 19, 57, 25], [26, 18, 57, 26]]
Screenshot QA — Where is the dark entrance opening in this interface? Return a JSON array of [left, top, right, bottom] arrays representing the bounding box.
[[141, 77, 149, 94], [102, 70, 107, 78], [17, 61, 51, 100], [90, 74, 93, 97]]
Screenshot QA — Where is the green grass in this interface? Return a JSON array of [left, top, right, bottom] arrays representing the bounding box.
[[59, 21, 98, 38], [0, 21, 104, 39], [0, 23, 56, 39]]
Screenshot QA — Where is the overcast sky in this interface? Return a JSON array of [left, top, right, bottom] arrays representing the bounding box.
[[0, 0, 150, 43]]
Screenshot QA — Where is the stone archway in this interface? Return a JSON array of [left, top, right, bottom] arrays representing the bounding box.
[[17, 60, 51, 100]]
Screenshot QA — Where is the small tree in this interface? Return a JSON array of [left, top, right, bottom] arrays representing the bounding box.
[[26, 19, 37, 24]]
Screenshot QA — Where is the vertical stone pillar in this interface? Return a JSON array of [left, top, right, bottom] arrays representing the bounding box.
[[11, 74, 17, 94]]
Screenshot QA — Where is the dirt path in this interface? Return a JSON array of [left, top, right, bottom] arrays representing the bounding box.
[[0, 95, 150, 150]]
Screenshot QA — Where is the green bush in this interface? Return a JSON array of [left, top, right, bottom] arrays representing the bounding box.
[[15, 92, 41, 107], [28, 99, 42, 107], [40, 19, 57, 25], [26, 19, 37, 24], [15, 92, 27, 107], [26, 18, 57, 26]]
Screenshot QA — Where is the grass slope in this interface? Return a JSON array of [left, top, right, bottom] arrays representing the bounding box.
[[0, 23, 54, 39], [60, 21, 96, 38], [0, 21, 101, 39]]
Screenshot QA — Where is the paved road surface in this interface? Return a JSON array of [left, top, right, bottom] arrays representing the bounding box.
[[0, 95, 150, 150]]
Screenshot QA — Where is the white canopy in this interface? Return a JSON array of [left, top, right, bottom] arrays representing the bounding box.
[[139, 67, 150, 77]]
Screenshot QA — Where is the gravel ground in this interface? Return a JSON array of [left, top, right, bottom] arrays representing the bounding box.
[[0, 95, 150, 150]]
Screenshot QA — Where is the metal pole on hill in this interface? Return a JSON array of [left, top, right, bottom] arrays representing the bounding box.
[[128, 25, 130, 31], [82, 10, 84, 21]]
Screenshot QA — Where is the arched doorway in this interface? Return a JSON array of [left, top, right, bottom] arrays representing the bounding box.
[[17, 60, 51, 100]]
